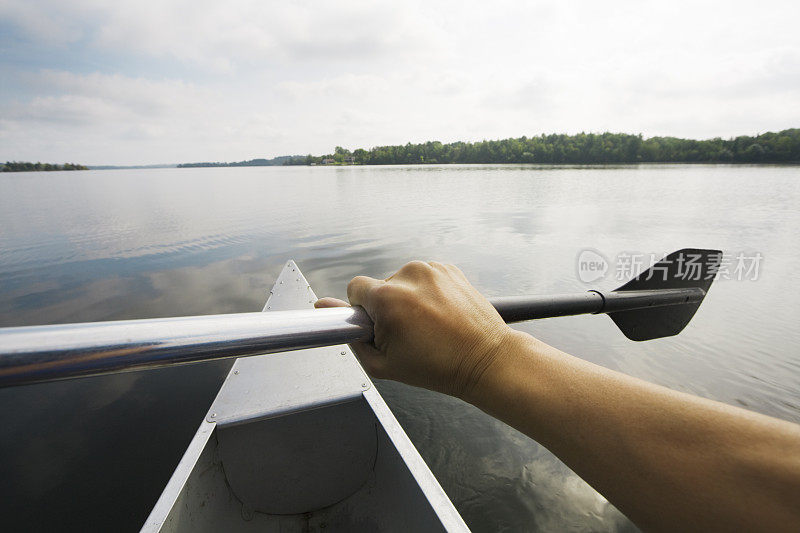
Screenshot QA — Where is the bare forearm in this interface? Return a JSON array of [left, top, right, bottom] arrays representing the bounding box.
[[329, 261, 800, 531], [466, 330, 800, 532]]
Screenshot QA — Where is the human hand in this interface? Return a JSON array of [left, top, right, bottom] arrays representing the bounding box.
[[315, 261, 518, 398]]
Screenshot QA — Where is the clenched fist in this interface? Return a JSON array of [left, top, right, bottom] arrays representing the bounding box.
[[315, 260, 519, 398]]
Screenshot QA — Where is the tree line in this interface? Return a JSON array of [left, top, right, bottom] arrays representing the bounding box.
[[283, 128, 800, 166], [2, 161, 88, 172], [178, 156, 296, 168]]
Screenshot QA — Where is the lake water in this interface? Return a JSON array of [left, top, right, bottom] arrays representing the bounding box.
[[0, 164, 798, 532]]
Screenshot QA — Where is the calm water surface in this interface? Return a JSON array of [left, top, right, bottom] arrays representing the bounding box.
[[0, 165, 798, 532]]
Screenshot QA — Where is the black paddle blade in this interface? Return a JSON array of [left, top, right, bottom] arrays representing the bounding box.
[[609, 248, 722, 341]]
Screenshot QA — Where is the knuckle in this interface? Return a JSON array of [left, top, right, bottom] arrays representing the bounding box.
[[428, 261, 449, 273], [447, 263, 466, 278], [400, 260, 432, 277], [347, 275, 370, 297], [349, 275, 371, 287]]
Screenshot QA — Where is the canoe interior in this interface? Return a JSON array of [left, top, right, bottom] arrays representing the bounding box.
[[142, 261, 468, 532]]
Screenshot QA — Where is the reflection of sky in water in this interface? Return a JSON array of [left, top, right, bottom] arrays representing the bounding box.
[[0, 165, 799, 531]]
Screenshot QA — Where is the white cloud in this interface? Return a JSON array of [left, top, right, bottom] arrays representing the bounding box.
[[1, 0, 448, 70], [277, 74, 393, 102], [0, 0, 88, 45], [0, 70, 286, 164], [1, 0, 799, 163]]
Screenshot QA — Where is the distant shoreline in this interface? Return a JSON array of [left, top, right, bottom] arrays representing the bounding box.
[[6, 129, 798, 170], [181, 128, 800, 168], [1, 162, 88, 172], [177, 161, 800, 168], [88, 164, 177, 170], [3, 161, 799, 175]]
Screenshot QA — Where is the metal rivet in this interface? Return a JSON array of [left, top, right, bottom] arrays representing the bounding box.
[[210, 413, 216, 418], [341, 351, 346, 355], [361, 383, 368, 388], [280, 281, 283, 284], [233, 370, 239, 375]]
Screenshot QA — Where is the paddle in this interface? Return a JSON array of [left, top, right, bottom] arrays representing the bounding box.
[[492, 248, 721, 341], [0, 248, 721, 387]]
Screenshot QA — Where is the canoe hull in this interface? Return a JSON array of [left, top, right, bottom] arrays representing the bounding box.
[[142, 261, 468, 532]]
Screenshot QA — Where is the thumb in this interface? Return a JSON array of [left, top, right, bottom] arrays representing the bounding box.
[[314, 297, 349, 308]]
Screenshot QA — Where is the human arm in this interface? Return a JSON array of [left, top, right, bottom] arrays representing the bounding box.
[[316, 260, 800, 532]]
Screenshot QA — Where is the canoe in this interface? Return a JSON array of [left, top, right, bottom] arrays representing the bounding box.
[[141, 260, 470, 532]]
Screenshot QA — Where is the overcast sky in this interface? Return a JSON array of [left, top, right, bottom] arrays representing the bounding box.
[[1, 0, 799, 165]]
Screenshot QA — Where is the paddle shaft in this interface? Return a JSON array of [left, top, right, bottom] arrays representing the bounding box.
[[0, 288, 703, 387]]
